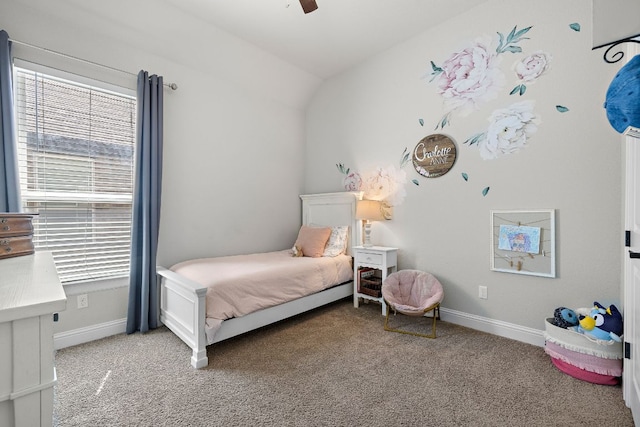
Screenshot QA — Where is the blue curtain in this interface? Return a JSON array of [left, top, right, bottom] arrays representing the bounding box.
[[127, 71, 163, 334], [0, 30, 21, 213]]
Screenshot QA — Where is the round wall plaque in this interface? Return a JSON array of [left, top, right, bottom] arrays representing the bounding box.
[[412, 134, 457, 178]]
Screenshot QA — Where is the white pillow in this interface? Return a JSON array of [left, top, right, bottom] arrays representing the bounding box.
[[323, 226, 349, 257]]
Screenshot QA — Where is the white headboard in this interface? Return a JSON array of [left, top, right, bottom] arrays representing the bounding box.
[[300, 192, 362, 255]]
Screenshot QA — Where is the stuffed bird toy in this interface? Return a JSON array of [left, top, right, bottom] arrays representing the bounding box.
[[577, 302, 623, 342]]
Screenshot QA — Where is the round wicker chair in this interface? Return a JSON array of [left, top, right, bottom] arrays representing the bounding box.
[[381, 269, 444, 338]]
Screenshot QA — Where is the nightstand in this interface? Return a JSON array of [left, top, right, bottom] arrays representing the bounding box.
[[352, 245, 398, 315]]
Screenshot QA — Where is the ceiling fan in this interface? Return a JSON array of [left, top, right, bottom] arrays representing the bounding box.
[[299, 0, 318, 14]]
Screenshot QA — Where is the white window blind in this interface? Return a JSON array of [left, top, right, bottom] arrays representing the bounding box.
[[14, 67, 136, 283]]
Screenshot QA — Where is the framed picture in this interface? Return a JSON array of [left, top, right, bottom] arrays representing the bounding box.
[[490, 209, 556, 278]]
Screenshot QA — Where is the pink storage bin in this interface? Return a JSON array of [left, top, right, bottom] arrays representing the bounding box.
[[543, 318, 623, 385], [549, 357, 620, 386]]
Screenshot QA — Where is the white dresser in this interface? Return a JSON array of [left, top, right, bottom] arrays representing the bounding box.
[[0, 252, 66, 427]]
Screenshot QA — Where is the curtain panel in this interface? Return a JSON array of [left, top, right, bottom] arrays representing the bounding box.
[[127, 71, 164, 334], [0, 30, 21, 212]]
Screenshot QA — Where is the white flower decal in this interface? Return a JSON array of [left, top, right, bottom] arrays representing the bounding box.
[[361, 164, 408, 206], [476, 100, 540, 160]]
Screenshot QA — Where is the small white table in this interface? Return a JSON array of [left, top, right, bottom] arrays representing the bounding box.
[[352, 245, 398, 315]]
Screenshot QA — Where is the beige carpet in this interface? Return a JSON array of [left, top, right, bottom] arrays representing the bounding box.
[[54, 299, 634, 426]]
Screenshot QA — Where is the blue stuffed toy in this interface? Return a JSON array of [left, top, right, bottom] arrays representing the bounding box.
[[552, 307, 579, 329], [577, 302, 623, 342]]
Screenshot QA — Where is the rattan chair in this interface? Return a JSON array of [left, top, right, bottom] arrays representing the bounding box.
[[381, 269, 444, 338]]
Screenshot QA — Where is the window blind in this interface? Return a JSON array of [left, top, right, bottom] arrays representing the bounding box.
[[14, 68, 136, 283]]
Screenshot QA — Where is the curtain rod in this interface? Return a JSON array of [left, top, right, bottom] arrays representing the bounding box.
[[9, 38, 178, 90]]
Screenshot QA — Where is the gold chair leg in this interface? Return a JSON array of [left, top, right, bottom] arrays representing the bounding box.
[[383, 302, 440, 339]]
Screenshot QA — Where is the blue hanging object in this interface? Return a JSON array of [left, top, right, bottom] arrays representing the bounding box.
[[604, 54, 640, 133]]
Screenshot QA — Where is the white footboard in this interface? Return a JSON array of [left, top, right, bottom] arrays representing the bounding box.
[[156, 266, 209, 368]]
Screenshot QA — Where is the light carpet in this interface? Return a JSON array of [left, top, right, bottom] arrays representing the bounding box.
[[53, 299, 634, 426]]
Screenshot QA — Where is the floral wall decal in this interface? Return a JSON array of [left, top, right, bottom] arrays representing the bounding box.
[[510, 51, 552, 96], [424, 24, 558, 163], [336, 163, 362, 191], [335, 23, 566, 203], [336, 161, 408, 206], [464, 100, 540, 160], [569, 23, 581, 32], [428, 39, 504, 129], [427, 26, 533, 130]]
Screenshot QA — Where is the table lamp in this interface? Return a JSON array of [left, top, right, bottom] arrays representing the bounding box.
[[355, 200, 384, 247]]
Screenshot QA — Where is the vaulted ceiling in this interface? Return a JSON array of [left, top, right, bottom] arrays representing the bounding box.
[[161, 0, 491, 78]]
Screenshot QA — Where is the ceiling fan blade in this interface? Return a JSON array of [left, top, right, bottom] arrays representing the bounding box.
[[299, 0, 318, 14]]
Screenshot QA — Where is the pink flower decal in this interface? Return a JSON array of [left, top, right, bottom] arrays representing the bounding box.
[[428, 26, 533, 128], [435, 40, 504, 117], [510, 51, 552, 95], [343, 172, 362, 191], [515, 51, 552, 82]]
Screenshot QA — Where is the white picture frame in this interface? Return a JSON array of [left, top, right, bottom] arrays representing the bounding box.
[[490, 209, 556, 278]]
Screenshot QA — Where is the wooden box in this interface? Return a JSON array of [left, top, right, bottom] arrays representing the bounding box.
[[358, 267, 382, 297], [0, 213, 36, 259]]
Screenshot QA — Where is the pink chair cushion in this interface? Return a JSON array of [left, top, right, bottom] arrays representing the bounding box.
[[382, 270, 444, 316]]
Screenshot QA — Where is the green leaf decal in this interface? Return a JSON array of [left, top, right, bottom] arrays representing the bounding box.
[[556, 105, 569, 113], [482, 187, 490, 197], [419, 118, 424, 127], [435, 112, 452, 130], [513, 26, 533, 40], [429, 61, 443, 82], [412, 179, 420, 186], [464, 132, 486, 146], [400, 147, 411, 167], [336, 163, 350, 175], [462, 173, 469, 181], [496, 25, 532, 54], [569, 23, 581, 32], [519, 85, 526, 96]]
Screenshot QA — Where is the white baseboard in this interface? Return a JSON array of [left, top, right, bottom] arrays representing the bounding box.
[[441, 307, 545, 347], [52, 309, 546, 351], [54, 318, 127, 350]]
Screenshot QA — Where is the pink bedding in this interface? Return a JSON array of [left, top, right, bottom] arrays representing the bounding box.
[[171, 250, 353, 336]]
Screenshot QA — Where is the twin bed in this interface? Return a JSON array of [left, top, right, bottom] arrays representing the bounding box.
[[156, 192, 361, 368]]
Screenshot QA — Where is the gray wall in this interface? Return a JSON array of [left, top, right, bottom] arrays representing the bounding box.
[[0, 0, 317, 336], [304, 0, 625, 331], [0, 0, 627, 339]]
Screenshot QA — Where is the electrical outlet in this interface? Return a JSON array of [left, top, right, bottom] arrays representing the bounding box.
[[478, 286, 488, 299], [77, 294, 89, 309]]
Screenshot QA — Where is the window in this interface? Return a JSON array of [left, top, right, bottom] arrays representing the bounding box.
[[14, 67, 136, 283]]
